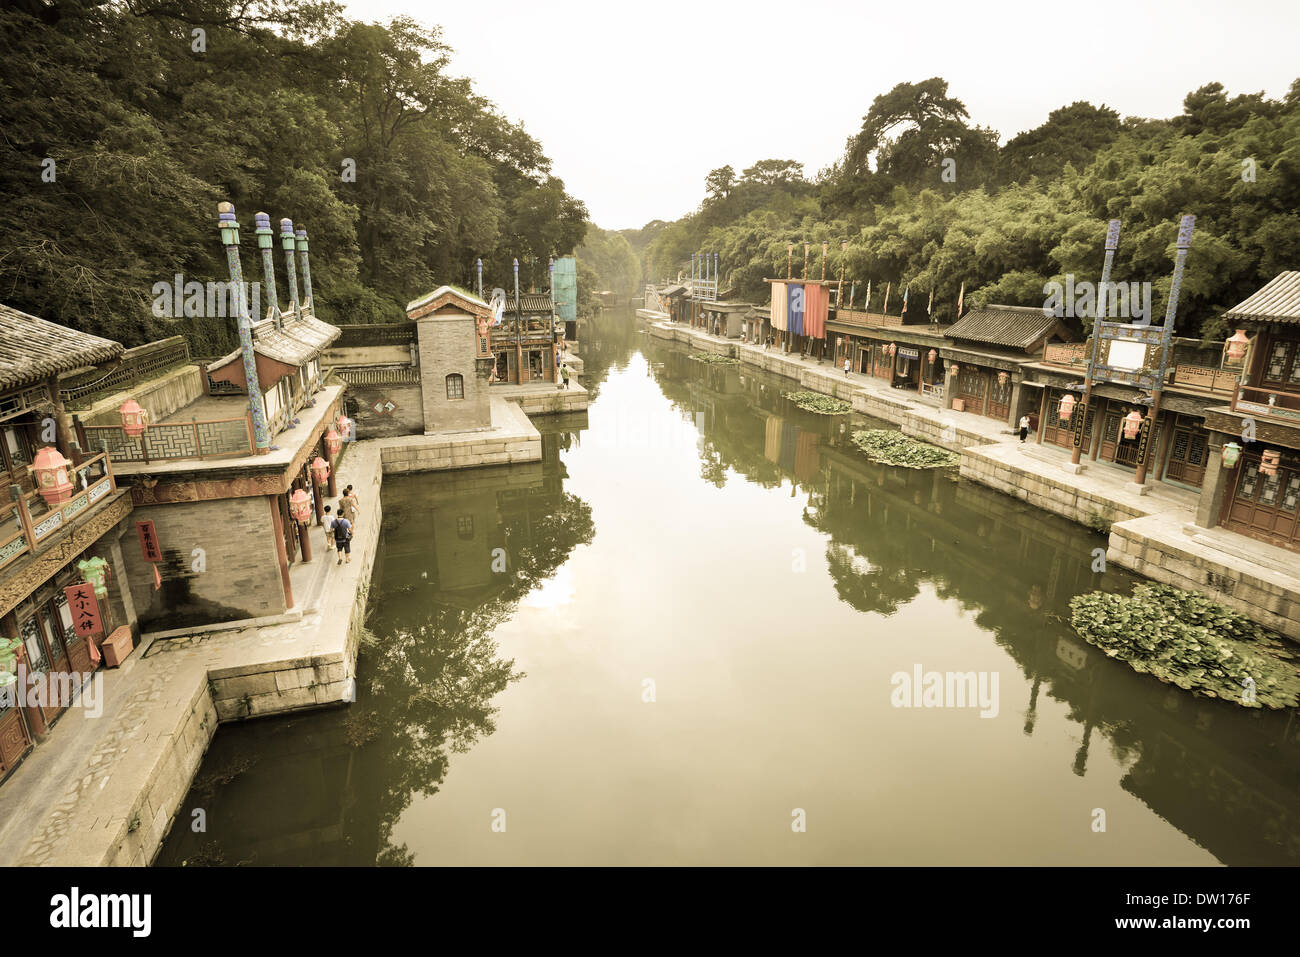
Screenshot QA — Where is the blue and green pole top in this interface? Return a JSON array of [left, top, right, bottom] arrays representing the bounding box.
[[218, 202, 240, 246], [254, 211, 274, 247], [280, 217, 296, 250], [295, 227, 309, 252]]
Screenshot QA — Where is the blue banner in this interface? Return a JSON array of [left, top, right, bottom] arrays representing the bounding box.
[[788, 284, 804, 336]]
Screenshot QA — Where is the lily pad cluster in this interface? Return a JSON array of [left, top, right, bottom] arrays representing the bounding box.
[[783, 391, 852, 415], [1068, 582, 1300, 709], [691, 352, 739, 365], [850, 429, 960, 469]]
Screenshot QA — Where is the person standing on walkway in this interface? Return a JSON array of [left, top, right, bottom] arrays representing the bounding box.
[[332, 513, 352, 565], [561, 364, 571, 390], [322, 505, 335, 554], [844, 356, 851, 377], [339, 485, 359, 530], [1018, 414, 1031, 443]]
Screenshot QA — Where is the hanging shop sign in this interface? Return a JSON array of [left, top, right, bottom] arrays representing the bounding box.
[[1070, 400, 1088, 448], [1134, 415, 1154, 468], [137, 520, 162, 563], [63, 582, 103, 638], [897, 347, 920, 360]]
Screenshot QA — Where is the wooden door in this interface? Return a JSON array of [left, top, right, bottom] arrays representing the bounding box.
[[1164, 418, 1210, 488], [0, 708, 31, 778], [987, 375, 1012, 421], [1222, 454, 1300, 550]]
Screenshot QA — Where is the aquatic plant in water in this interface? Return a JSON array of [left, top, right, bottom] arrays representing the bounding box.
[[850, 429, 960, 469], [691, 352, 739, 365], [1068, 582, 1300, 709], [783, 390, 852, 414]]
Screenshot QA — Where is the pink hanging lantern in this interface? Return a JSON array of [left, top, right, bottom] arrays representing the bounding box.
[[1058, 393, 1076, 421], [120, 398, 148, 438], [310, 455, 330, 486], [1260, 449, 1281, 476], [324, 427, 342, 458], [1122, 409, 1144, 440], [887, 343, 897, 357], [1225, 329, 1251, 363], [32, 447, 74, 505], [997, 371, 1009, 386], [927, 349, 938, 364], [289, 488, 312, 524]]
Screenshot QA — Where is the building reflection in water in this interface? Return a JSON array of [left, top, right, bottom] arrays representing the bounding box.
[[648, 339, 1300, 866]]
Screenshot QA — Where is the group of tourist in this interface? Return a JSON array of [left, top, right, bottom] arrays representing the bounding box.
[[322, 485, 360, 565]]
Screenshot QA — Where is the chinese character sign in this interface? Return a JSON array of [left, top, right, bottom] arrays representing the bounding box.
[[63, 583, 103, 638], [137, 520, 162, 563]]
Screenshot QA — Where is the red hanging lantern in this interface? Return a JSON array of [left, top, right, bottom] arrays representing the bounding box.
[[997, 371, 1009, 386], [1058, 393, 1076, 421], [335, 414, 354, 442], [887, 343, 897, 357], [32, 447, 74, 505], [1122, 409, 1144, 440], [927, 349, 938, 364], [949, 362, 960, 375], [289, 488, 312, 523], [325, 427, 342, 458], [1260, 449, 1281, 476], [1225, 329, 1251, 363], [310, 455, 330, 486], [120, 398, 149, 438]]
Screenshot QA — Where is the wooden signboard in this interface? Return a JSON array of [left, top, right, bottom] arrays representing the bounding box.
[[137, 520, 161, 563], [1134, 415, 1154, 470], [63, 583, 103, 638], [1070, 400, 1088, 449]]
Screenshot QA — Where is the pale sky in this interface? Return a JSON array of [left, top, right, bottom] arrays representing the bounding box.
[[344, 0, 1300, 231]]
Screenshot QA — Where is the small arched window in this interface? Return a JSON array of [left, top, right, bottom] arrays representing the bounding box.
[[446, 373, 464, 400]]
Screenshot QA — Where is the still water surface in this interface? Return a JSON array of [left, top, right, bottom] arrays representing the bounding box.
[[157, 311, 1300, 866]]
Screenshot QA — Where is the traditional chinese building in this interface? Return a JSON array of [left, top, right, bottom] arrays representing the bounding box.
[[1194, 272, 1300, 552], [82, 206, 346, 632], [0, 305, 139, 781], [406, 285, 493, 432]]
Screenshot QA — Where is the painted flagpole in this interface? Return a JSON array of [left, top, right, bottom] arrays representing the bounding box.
[[1072, 219, 1122, 466]]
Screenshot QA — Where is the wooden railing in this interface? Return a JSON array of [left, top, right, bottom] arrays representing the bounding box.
[[1041, 343, 1236, 395], [335, 322, 416, 347], [82, 416, 255, 464], [0, 453, 117, 573], [59, 337, 192, 407], [834, 309, 901, 328], [1232, 384, 1300, 421]]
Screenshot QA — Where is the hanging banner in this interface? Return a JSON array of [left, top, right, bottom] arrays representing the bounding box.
[[137, 520, 161, 563], [64, 583, 103, 638], [804, 283, 829, 339], [1134, 415, 1154, 467], [788, 284, 805, 337], [770, 282, 788, 332], [1071, 401, 1088, 448]]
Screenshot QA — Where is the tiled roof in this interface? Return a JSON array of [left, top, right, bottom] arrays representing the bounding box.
[[209, 313, 341, 373], [516, 293, 553, 314], [0, 304, 123, 392], [946, 304, 1065, 350], [406, 285, 490, 318], [1223, 272, 1300, 325], [659, 284, 687, 298]]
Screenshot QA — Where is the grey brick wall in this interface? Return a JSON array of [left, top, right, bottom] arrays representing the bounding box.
[[123, 496, 286, 631], [417, 314, 492, 432]]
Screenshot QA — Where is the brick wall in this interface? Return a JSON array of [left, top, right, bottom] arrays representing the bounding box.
[[416, 314, 492, 432], [343, 383, 423, 438], [122, 497, 286, 631]]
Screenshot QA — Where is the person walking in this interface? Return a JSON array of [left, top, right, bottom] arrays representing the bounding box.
[[332, 513, 353, 565], [561, 364, 571, 390], [844, 356, 851, 378], [339, 485, 359, 530], [1018, 414, 1031, 443], [322, 505, 335, 554]]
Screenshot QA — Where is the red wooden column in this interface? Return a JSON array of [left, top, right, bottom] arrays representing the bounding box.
[[268, 495, 294, 609]]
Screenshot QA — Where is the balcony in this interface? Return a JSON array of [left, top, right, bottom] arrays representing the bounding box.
[[0, 452, 119, 573], [1040, 341, 1239, 396], [80, 413, 254, 464], [1232, 384, 1300, 424]]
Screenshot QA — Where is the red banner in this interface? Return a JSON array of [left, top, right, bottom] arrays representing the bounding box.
[[137, 520, 161, 563], [63, 583, 103, 638]]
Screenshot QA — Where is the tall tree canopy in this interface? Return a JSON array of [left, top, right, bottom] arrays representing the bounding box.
[[0, 0, 587, 350]]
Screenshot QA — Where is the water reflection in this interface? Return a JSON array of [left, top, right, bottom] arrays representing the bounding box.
[[159, 312, 1300, 866]]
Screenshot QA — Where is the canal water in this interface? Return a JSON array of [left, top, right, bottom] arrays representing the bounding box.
[[157, 310, 1300, 866]]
